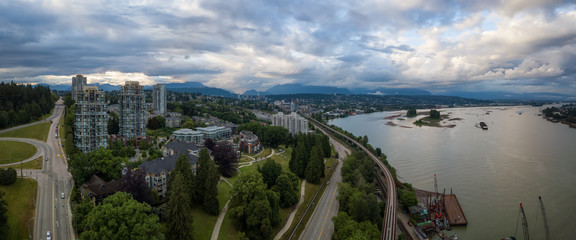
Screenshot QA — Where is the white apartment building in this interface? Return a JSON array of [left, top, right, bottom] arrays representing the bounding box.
[[271, 112, 308, 135]]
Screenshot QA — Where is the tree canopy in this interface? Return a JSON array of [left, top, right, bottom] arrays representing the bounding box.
[[0, 82, 56, 129], [166, 173, 194, 240], [80, 192, 163, 240], [213, 141, 238, 177], [258, 159, 283, 189], [0, 191, 8, 239], [272, 171, 300, 208], [228, 171, 280, 240]]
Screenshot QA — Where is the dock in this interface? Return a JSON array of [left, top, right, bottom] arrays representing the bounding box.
[[443, 194, 468, 226]]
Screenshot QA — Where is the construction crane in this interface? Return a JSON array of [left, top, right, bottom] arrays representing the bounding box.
[[520, 202, 530, 240], [539, 196, 551, 240]]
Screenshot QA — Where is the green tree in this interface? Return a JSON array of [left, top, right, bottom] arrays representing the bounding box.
[[332, 212, 379, 240], [229, 171, 280, 240], [407, 109, 417, 117], [305, 146, 323, 184], [80, 192, 163, 240], [72, 198, 94, 235], [258, 159, 282, 189], [0, 111, 8, 129], [89, 148, 126, 181], [195, 148, 219, 215], [321, 134, 331, 158], [272, 171, 300, 208], [0, 191, 8, 238], [289, 142, 308, 178], [430, 109, 440, 119], [172, 154, 194, 206], [166, 173, 194, 240], [348, 191, 381, 224], [107, 111, 119, 135], [260, 126, 289, 148], [181, 120, 195, 129]]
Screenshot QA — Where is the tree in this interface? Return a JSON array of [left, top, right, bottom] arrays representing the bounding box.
[[272, 171, 300, 208], [260, 126, 289, 148], [166, 173, 194, 240], [182, 120, 195, 129], [305, 146, 323, 184], [108, 111, 119, 135], [0, 168, 17, 185], [195, 148, 220, 215], [0, 111, 8, 129], [407, 109, 417, 117], [332, 212, 380, 240], [321, 135, 331, 158], [204, 138, 215, 151], [375, 148, 382, 157], [203, 160, 220, 215], [68, 153, 94, 184], [89, 148, 126, 181], [213, 141, 238, 177], [171, 154, 194, 206], [348, 191, 381, 224], [119, 169, 153, 205], [72, 198, 93, 235], [289, 142, 308, 178], [228, 171, 280, 240], [258, 159, 282, 189], [80, 192, 163, 240], [0, 191, 8, 238], [430, 109, 440, 119]]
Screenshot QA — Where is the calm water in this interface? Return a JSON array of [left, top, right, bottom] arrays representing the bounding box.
[[329, 106, 576, 239]]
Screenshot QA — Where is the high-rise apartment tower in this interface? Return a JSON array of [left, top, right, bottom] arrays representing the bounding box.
[[72, 74, 87, 101], [74, 86, 108, 153], [119, 81, 146, 139], [152, 84, 166, 114]]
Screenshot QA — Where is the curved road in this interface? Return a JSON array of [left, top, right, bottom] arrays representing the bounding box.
[[0, 138, 51, 167], [308, 117, 398, 240], [0, 100, 74, 240]]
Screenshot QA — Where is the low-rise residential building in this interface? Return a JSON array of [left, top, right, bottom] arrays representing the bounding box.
[[138, 142, 203, 198], [165, 112, 182, 128], [171, 128, 204, 144], [238, 131, 260, 154], [196, 126, 231, 140], [80, 174, 121, 205]]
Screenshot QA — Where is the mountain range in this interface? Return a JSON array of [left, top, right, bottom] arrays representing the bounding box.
[[48, 82, 575, 101]]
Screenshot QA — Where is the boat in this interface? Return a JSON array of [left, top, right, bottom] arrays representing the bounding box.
[[479, 122, 488, 130]]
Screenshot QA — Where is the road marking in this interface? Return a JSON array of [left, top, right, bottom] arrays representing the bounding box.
[[317, 173, 340, 240], [52, 180, 55, 239]]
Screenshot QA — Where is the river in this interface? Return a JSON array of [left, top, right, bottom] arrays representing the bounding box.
[[329, 106, 576, 239]]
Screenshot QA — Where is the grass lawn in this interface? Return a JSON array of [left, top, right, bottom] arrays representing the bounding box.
[[191, 207, 219, 240], [0, 121, 51, 141], [217, 181, 232, 211], [0, 178, 38, 240], [0, 141, 37, 164], [217, 210, 238, 240], [0, 156, 43, 169]]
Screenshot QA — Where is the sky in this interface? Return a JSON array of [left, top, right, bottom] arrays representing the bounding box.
[[1, 0, 576, 95]]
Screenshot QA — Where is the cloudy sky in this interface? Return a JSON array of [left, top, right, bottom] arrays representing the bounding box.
[[1, 0, 576, 94]]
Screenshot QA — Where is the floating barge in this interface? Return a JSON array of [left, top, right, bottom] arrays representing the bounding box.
[[414, 189, 468, 227], [443, 194, 468, 226]]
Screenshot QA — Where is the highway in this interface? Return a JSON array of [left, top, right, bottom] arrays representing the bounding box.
[[307, 117, 398, 240], [298, 128, 350, 240], [0, 100, 74, 240]]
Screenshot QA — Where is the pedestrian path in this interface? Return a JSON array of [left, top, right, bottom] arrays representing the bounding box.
[[274, 180, 306, 240]]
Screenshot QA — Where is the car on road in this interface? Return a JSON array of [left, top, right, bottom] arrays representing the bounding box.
[[61, 192, 65, 199], [47, 231, 51, 240]]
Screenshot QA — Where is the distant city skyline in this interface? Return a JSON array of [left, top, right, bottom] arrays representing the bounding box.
[[1, 0, 576, 95]]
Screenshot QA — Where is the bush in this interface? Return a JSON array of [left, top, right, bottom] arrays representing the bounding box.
[[0, 168, 17, 185]]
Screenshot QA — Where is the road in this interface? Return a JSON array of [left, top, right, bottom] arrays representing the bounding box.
[[0, 100, 74, 240], [307, 117, 398, 240], [298, 123, 350, 240]]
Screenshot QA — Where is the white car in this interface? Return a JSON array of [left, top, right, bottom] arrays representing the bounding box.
[[61, 192, 65, 199], [47, 231, 51, 240]]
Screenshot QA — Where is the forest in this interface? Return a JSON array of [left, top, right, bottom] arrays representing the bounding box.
[[0, 82, 57, 129]]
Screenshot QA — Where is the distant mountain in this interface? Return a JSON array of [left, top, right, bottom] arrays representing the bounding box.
[[169, 87, 236, 97], [266, 84, 350, 95], [351, 87, 432, 95], [243, 89, 270, 96], [48, 84, 70, 91], [442, 91, 575, 101], [163, 82, 205, 89], [92, 83, 121, 91]]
